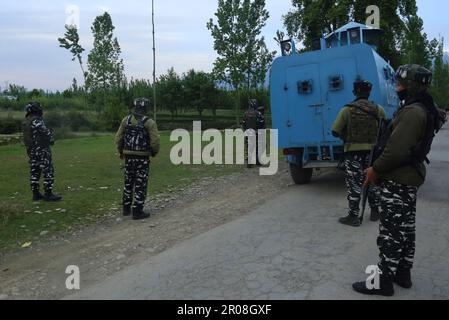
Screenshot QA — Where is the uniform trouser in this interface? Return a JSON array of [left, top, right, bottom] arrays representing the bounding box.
[[122, 156, 150, 209], [245, 131, 265, 165], [28, 146, 54, 193], [344, 152, 381, 216], [378, 179, 418, 278]]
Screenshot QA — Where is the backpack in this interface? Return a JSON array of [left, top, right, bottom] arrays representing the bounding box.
[[22, 117, 34, 148], [373, 94, 444, 176], [22, 116, 52, 148], [347, 100, 380, 144], [244, 109, 258, 130], [123, 116, 151, 153], [409, 104, 442, 165]]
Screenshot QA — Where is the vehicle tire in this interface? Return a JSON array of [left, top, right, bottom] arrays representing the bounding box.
[[289, 163, 313, 185]]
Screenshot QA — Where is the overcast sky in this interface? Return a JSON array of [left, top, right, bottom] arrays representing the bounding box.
[[0, 0, 447, 91]]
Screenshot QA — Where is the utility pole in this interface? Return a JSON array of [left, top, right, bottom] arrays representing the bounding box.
[[152, 0, 157, 121]]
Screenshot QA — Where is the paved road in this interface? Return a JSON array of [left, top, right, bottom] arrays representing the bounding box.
[[69, 124, 449, 300]]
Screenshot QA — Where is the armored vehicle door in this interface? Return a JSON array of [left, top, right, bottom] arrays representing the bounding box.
[[286, 64, 324, 144], [319, 58, 358, 142]]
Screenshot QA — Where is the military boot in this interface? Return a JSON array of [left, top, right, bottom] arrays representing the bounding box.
[[132, 206, 150, 220], [353, 273, 394, 297], [339, 214, 361, 227], [123, 205, 131, 217], [394, 268, 412, 289], [32, 190, 44, 201], [44, 192, 62, 202], [370, 207, 381, 222]]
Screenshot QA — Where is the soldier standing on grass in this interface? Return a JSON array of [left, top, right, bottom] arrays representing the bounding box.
[[115, 98, 160, 220], [242, 99, 265, 168], [332, 80, 387, 226], [22, 102, 62, 202]]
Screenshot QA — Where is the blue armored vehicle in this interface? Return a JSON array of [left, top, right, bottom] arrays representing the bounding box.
[[270, 22, 398, 184]]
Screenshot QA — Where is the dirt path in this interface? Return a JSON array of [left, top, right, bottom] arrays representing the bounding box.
[[0, 163, 292, 300]]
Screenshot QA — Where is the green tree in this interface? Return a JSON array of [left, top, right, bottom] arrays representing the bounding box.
[[85, 12, 126, 91], [6, 84, 27, 99], [284, 0, 352, 49], [58, 25, 87, 83], [207, 0, 275, 123], [400, 15, 437, 69], [207, 0, 275, 90], [352, 0, 417, 68], [430, 38, 449, 108], [158, 68, 183, 119], [283, 0, 418, 68], [182, 70, 218, 118]]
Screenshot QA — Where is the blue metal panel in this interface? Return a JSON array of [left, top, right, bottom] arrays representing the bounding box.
[[286, 64, 323, 144], [270, 23, 398, 170]]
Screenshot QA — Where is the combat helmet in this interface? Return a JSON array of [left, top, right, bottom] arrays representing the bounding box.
[[248, 99, 258, 110], [396, 64, 432, 98], [132, 98, 150, 117], [353, 79, 373, 98], [25, 102, 43, 117]]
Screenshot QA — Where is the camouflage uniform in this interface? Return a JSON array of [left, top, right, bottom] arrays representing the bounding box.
[[333, 97, 387, 222], [344, 153, 381, 216], [115, 107, 160, 219], [243, 105, 265, 166], [26, 117, 55, 193], [353, 65, 438, 296], [123, 156, 150, 209], [378, 180, 418, 277]]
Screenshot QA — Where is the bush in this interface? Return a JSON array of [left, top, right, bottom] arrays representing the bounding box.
[[65, 111, 91, 131], [102, 97, 127, 132], [53, 127, 77, 140], [0, 117, 22, 134], [43, 111, 94, 132], [44, 111, 65, 129]]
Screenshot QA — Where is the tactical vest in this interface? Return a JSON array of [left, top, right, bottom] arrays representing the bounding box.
[[244, 109, 258, 130], [347, 100, 380, 144], [123, 116, 151, 153], [22, 117, 34, 148], [373, 102, 442, 179], [22, 116, 50, 148]]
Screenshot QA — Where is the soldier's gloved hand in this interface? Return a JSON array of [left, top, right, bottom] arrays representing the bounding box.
[[363, 167, 378, 188]]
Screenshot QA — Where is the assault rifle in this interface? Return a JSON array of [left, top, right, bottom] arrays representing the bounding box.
[[359, 118, 386, 223]]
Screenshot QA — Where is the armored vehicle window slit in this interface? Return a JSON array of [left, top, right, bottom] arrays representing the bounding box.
[[349, 28, 361, 44], [340, 32, 348, 46], [326, 34, 338, 48], [298, 80, 313, 94], [329, 75, 344, 91]]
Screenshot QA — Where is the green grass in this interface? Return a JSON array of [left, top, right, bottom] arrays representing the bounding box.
[[0, 132, 244, 252]]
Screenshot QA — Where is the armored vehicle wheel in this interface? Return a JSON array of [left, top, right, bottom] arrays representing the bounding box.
[[289, 163, 313, 185]]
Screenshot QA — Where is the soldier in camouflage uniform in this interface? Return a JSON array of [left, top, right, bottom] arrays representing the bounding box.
[[332, 80, 387, 226], [22, 102, 62, 202], [353, 65, 443, 296], [242, 99, 265, 168], [115, 98, 160, 220]]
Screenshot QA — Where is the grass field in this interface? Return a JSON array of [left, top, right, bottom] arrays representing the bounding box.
[[0, 132, 245, 252], [0, 109, 240, 120]]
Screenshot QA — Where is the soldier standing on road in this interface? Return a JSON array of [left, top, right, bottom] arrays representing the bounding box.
[[332, 80, 387, 226], [242, 99, 265, 168], [115, 98, 160, 220], [353, 64, 445, 296], [22, 102, 62, 202]]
